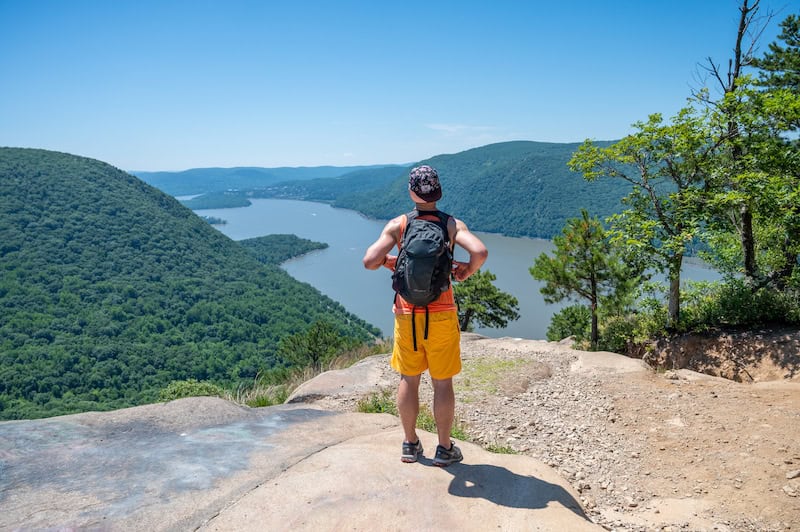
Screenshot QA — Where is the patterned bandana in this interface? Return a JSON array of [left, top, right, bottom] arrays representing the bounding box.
[[408, 165, 442, 202]]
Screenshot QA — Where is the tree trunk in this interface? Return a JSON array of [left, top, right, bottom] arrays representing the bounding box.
[[727, 0, 759, 282], [590, 299, 598, 350], [667, 253, 684, 330], [741, 204, 757, 281], [590, 273, 598, 349], [460, 309, 473, 332]]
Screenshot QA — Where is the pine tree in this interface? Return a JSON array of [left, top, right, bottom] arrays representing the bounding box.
[[453, 270, 520, 332], [530, 210, 638, 348]]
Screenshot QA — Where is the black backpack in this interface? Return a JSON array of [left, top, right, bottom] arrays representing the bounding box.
[[392, 210, 453, 348]]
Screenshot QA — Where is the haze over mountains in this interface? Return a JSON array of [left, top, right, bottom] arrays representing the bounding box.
[[0, 148, 378, 420], [134, 164, 406, 197]]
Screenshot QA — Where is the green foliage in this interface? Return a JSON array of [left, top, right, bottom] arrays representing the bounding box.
[[485, 443, 519, 455], [596, 314, 639, 353], [569, 109, 711, 328], [256, 165, 409, 203], [560, 8, 800, 339], [277, 320, 359, 372], [531, 210, 640, 348], [159, 379, 224, 401], [182, 192, 251, 209], [334, 141, 629, 240], [546, 305, 590, 344], [356, 389, 470, 441], [356, 388, 397, 414], [679, 280, 800, 329], [0, 148, 380, 420], [453, 270, 520, 332], [415, 405, 471, 442], [591, 278, 800, 354], [753, 14, 800, 92], [200, 215, 226, 225], [239, 234, 328, 265], [690, 10, 800, 288]]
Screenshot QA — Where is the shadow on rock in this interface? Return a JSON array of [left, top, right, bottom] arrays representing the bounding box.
[[440, 462, 589, 519]]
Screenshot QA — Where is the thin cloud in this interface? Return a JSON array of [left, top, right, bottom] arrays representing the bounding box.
[[425, 123, 497, 136]]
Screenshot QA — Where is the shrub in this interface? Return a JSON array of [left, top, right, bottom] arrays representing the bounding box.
[[159, 379, 224, 401], [356, 389, 397, 414], [680, 279, 800, 329], [597, 314, 637, 353], [546, 305, 590, 343]]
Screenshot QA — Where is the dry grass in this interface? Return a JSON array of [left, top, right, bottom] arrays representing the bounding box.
[[228, 338, 394, 408]]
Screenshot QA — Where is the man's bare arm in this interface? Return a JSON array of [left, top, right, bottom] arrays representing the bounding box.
[[363, 217, 402, 270], [452, 218, 488, 281]]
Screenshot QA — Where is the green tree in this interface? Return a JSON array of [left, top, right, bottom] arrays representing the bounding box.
[[695, 0, 764, 280], [698, 7, 800, 289], [530, 210, 638, 348], [277, 320, 355, 372], [569, 109, 711, 329], [753, 13, 800, 92], [453, 270, 520, 332]]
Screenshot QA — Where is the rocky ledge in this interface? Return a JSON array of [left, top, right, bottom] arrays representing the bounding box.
[[291, 333, 800, 532]]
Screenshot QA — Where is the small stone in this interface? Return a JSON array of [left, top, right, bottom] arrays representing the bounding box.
[[783, 485, 798, 497], [786, 469, 800, 480]]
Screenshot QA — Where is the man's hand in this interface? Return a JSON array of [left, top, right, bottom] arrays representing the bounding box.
[[452, 260, 472, 282], [451, 219, 488, 281]]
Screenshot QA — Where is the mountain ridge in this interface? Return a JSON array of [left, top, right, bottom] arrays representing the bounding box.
[[134, 163, 407, 196], [150, 140, 631, 239]]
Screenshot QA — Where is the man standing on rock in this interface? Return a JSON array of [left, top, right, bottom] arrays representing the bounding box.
[[363, 165, 487, 466]]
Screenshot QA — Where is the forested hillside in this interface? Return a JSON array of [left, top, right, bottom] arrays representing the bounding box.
[[0, 148, 379, 420], [333, 141, 629, 238], [239, 234, 328, 265]]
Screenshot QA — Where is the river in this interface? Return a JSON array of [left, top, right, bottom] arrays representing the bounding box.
[[195, 198, 719, 340]]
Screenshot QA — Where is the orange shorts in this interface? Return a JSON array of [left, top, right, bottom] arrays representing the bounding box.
[[391, 311, 461, 380]]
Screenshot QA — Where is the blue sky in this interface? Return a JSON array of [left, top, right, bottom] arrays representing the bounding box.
[[0, 0, 790, 171]]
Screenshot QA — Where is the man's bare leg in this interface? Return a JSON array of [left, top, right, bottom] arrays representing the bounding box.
[[397, 374, 421, 443], [431, 377, 455, 448]]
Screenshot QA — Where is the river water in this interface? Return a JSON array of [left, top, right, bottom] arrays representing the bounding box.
[[195, 198, 719, 339]]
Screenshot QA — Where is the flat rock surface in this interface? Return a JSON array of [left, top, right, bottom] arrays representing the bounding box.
[[0, 396, 599, 531], [299, 334, 800, 531]]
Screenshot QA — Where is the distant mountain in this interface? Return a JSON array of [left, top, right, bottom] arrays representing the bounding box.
[[135, 141, 634, 239], [0, 148, 379, 420], [133, 164, 406, 196], [251, 141, 629, 239]]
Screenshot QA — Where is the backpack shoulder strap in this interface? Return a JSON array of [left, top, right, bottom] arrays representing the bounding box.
[[414, 210, 452, 243], [397, 212, 411, 249]]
